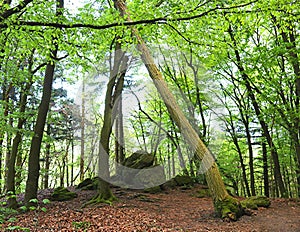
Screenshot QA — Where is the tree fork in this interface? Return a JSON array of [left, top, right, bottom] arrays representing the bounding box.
[[113, 0, 245, 221]]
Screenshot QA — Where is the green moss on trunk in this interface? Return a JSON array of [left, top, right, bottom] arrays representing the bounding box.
[[214, 196, 245, 221]]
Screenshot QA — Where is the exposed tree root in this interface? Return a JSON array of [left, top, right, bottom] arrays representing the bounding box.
[[241, 196, 271, 210]]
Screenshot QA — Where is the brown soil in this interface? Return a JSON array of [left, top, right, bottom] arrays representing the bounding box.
[[1, 185, 300, 231]]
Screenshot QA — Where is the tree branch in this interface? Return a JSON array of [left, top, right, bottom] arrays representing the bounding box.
[[0, 1, 259, 30], [0, 0, 34, 21]]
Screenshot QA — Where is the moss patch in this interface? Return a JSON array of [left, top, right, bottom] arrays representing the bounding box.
[[51, 187, 77, 201]]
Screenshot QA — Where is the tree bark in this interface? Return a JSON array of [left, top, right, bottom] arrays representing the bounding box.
[[80, 79, 85, 182], [24, 61, 57, 204], [44, 123, 51, 189], [262, 141, 269, 197]]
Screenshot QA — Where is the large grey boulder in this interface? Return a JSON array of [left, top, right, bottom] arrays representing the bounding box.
[[120, 150, 166, 189]]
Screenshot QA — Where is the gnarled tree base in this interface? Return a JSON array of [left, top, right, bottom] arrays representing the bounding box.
[[82, 179, 117, 208], [214, 196, 245, 221], [82, 192, 118, 208]]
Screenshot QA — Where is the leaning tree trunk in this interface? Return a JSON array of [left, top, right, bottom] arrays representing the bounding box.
[[113, 0, 244, 221]]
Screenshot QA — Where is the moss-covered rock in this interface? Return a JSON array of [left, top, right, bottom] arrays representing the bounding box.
[[241, 196, 271, 210], [214, 196, 244, 221], [76, 178, 93, 189], [123, 150, 154, 169], [51, 187, 77, 201], [173, 175, 194, 186]]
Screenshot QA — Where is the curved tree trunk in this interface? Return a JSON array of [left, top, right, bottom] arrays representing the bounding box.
[[84, 42, 128, 206]]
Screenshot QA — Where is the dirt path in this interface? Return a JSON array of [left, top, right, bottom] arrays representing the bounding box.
[[1, 186, 300, 231]]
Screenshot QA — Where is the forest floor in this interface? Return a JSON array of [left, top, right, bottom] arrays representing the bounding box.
[[1, 184, 300, 232]]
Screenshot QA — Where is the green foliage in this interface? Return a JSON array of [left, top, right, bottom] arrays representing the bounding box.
[[0, 203, 18, 224], [5, 225, 30, 231], [72, 221, 91, 231]]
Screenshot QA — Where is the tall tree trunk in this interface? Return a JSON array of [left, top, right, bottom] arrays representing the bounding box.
[[6, 91, 29, 207], [24, 55, 57, 205], [228, 123, 251, 197], [80, 79, 85, 182], [221, 87, 251, 197], [113, 0, 244, 221], [5, 116, 13, 184], [24, 0, 63, 205], [262, 141, 269, 197], [71, 136, 74, 186], [44, 123, 51, 189], [0, 83, 9, 194], [115, 78, 125, 165], [244, 124, 256, 196]]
